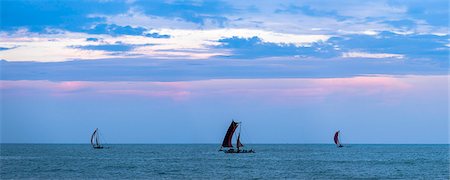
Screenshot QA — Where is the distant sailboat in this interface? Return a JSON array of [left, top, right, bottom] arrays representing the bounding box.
[[91, 128, 104, 149], [334, 130, 343, 148], [220, 120, 255, 153]]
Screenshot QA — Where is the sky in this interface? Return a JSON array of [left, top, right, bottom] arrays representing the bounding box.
[[0, 0, 449, 144]]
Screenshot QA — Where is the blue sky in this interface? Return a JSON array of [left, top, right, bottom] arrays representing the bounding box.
[[0, 0, 448, 144]]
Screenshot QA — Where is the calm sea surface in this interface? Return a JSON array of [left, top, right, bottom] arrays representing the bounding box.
[[1, 144, 449, 179]]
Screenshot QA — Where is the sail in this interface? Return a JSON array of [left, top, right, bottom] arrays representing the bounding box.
[[91, 128, 98, 146], [334, 131, 340, 145], [96, 133, 100, 146], [91, 128, 102, 148], [222, 121, 238, 147], [237, 133, 244, 148]]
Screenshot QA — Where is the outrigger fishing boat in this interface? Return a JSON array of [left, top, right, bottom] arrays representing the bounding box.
[[91, 128, 104, 149], [219, 120, 255, 153], [334, 130, 344, 148]]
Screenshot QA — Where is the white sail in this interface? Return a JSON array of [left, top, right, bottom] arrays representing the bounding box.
[[91, 128, 103, 149]]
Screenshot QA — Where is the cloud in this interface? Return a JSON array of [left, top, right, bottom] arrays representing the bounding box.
[[131, 0, 236, 26], [1, 27, 447, 63], [387, 0, 449, 27], [70, 42, 152, 53], [86, 37, 99, 42], [382, 19, 417, 29], [0, 80, 192, 101], [342, 52, 404, 59], [213, 32, 448, 60], [144, 33, 170, 39], [0, 76, 409, 100], [1, 58, 447, 82], [215, 36, 336, 58], [275, 4, 350, 21], [329, 31, 449, 60], [0, 46, 18, 51], [84, 23, 146, 36], [0, 1, 448, 62], [2, 0, 447, 37], [214, 31, 450, 61], [0, 30, 176, 61], [81, 23, 171, 37], [71, 44, 134, 52]]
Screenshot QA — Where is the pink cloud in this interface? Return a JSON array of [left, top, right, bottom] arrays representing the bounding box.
[[98, 89, 191, 101], [1, 75, 439, 104], [56, 81, 90, 92]]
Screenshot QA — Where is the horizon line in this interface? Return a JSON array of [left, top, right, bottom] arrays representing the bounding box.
[[1, 143, 449, 145]]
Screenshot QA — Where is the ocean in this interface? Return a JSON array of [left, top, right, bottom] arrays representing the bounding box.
[[1, 144, 449, 179]]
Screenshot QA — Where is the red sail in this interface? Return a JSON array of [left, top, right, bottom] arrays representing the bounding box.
[[222, 121, 238, 147], [237, 133, 244, 148], [334, 131, 340, 145]]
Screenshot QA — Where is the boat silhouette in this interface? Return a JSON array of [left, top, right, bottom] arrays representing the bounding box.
[[219, 120, 255, 153], [334, 130, 344, 148], [91, 128, 104, 149]]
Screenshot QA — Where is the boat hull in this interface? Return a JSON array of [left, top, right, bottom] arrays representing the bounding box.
[[224, 149, 255, 153]]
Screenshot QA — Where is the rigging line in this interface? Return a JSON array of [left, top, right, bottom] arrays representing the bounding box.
[[233, 120, 239, 147], [100, 130, 109, 145], [241, 122, 254, 147], [103, 134, 109, 146], [236, 122, 241, 148], [96, 131, 100, 146]]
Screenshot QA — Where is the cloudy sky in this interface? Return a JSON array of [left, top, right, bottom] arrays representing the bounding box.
[[0, 0, 448, 144]]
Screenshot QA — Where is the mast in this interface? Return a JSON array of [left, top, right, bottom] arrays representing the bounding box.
[[236, 123, 243, 150], [221, 120, 238, 148], [237, 133, 244, 149], [96, 132, 100, 146]]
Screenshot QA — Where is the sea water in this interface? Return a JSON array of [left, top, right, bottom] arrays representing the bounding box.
[[1, 144, 449, 179]]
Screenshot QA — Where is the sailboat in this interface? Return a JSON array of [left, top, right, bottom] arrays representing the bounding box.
[[334, 130, 344, 148], [219, 120, 255, 153], [91, 128, 104, 149]]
